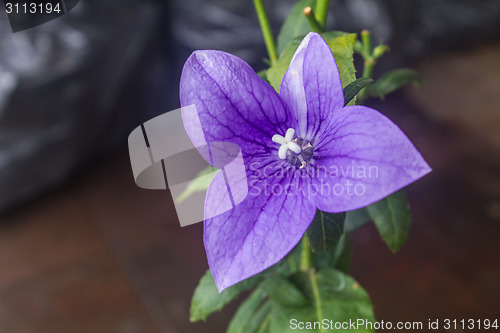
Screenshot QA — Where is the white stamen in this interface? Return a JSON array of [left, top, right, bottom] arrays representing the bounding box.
[[272, 128, 302, 159], [298, 155, 307, 169]]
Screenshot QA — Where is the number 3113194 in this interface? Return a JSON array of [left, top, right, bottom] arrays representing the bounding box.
[[5, 2, 62, 14]]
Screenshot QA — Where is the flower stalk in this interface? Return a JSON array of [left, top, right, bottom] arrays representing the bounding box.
[[361, 30, 374, 79], [253, 0, 278, 64], [315, 0, 330, 31], [304, 7, 323, 33], [356, 29, 389, 102], [300, 235, 314, 271]]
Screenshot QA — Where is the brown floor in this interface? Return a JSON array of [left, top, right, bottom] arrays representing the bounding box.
[[1, 45, 500, 332]]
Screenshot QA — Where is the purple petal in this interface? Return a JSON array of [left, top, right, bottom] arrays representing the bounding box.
[[280, 32, 344, 141], [311, 105, 431, 212], [180, 50, 290, 161], [204, 165, 316, 292]]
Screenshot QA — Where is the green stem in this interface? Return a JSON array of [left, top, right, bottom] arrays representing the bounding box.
[[361, 29, 372, 58], [253, 0, 278, 64], [300, 235, 314, 271], [362, 58, 375, 79], [361, 30, 375, 79], [309, 272, 325, 333], [304, 7, 322, 33], [315, 0, 330, 31], [358, 30, 375, 102]]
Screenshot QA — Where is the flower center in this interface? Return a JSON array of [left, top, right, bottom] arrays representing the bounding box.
[[272, 128, 314, 169]]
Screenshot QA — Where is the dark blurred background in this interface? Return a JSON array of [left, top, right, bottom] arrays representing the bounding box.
[[0, 0, 499, 332]]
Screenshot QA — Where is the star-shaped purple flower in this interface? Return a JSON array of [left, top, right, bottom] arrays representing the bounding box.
[[180, 32, 431, 292]]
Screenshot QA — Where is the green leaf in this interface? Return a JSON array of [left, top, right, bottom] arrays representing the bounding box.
[[315, 233, 353, 273], [343, 77, 373, 106], [332, 235, 353, 274], [368, 69, 421, 99], [322, 31, 358, 89], [344, 208, 371, 233], [245, 301, 272, 333], [190, 270, 261, 322], [270, 269, 375, 332], [366, 191, 411, 252], [257, 69, 270, 84], [226, 288, 268, 333], [260, 275, 309, 307], [267, 31, 357, 94], [267, 42, 298, 92], [273, 240, 302, 276], [306, 210, 345, 253], [176, 165, 217, 203], [276, 0, 317, 54]]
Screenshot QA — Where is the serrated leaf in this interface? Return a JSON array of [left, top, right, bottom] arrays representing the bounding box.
[[190, 270, 261, 322], [368, 69, 421, 99], [306, 210, 345, 253], [366, 191, 411, 252], [260, 275, 309, 307], [322, 31, 358, 90], [176, 165, 217, 203], [276, 0, 317, 54], [344, 208, 371, 233], [226, 288, 267, 333], [343, 77, 373, 106], [267, 31, 357, 94], [270, 269, 375, 332]]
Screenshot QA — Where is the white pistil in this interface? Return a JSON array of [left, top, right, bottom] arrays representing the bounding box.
[[278, 144, 288, 159], [272, 128, 302, 159], [271, 134, 286, 145]]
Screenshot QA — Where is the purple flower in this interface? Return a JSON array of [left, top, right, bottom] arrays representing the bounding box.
[[180, 32, 431, 292]]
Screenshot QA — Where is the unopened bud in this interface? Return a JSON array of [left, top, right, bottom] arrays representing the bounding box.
[[373, 44, 389, 58]]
